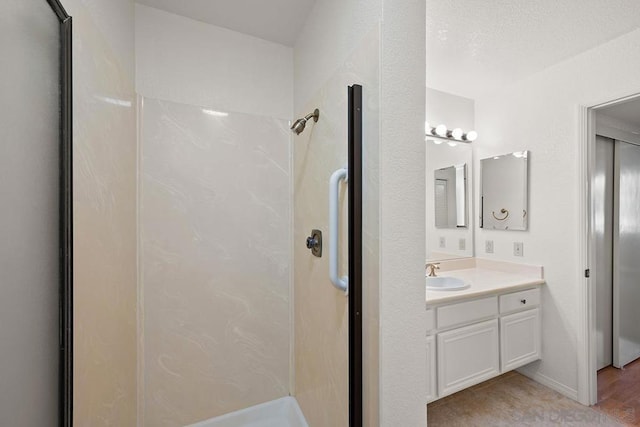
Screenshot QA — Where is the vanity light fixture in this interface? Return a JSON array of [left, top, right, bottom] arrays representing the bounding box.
[[435, 124, 448, 137], [425, 122, 478, 143], [464, 130, 478, 142]]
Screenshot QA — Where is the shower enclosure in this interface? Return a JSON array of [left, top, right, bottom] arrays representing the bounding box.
[[136, 85, 364, 426], [0, 0, 72, 425]]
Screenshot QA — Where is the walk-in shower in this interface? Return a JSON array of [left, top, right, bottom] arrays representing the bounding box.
[[290, 108, 320, 134]]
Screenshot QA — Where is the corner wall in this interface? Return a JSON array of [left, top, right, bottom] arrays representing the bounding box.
[[474, 28, 640, 399], [64, 0, 138, 425]]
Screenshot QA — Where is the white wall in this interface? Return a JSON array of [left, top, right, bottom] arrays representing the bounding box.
[[426, 87, 474, 132], [379, 0, 427, 425], [474, 28, 640, 399], [135, 4, 293, 119]]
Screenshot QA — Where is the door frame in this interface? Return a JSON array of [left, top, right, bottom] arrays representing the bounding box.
[[577, 93, 640, 406], [46, 0, 73, 425]]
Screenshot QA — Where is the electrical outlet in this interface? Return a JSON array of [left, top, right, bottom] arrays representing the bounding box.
[[459, 238, 466, 250], [485, 240, 494, 254], [514, 242, 524, 257], [439, 237, 446, 248]]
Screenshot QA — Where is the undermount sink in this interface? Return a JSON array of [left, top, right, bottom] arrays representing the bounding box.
[[426, 276, 470, 291]]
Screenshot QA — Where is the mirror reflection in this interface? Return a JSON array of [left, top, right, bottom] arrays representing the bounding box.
[[434, 164, 467, 229], [426, 139, 473, 260], [480, 151, 529, 231]]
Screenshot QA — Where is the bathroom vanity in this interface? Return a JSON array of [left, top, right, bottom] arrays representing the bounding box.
[[425, 261, 544, 403]]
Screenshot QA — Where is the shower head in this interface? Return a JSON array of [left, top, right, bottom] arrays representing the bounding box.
[[291, 109, 320, 135]]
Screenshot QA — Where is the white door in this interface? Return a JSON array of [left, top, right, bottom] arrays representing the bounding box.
[[613, 141, 640, 368], [0, 1, 61, 424], [595, 136, 614, 369]]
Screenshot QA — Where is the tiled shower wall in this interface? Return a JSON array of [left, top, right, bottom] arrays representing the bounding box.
[[67, 0, 138, 425], [139, 98, 292, 426]]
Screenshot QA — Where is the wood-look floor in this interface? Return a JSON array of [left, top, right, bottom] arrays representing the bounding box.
[[593, 358, 640, 426], [427, 372, 623, 426]]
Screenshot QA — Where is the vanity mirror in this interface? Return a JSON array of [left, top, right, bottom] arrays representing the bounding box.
[[426, 140, 474, 260], [480, 151, 529, 231]]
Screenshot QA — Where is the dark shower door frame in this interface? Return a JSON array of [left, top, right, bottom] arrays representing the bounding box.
[[45, 0, 73, 425], [348, 84, 363, 427]]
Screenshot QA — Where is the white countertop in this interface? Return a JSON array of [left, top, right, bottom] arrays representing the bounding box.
[[426, 267, 545, 306]]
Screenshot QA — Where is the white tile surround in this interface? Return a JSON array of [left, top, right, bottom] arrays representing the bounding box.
[[140, 97, 291, 426]]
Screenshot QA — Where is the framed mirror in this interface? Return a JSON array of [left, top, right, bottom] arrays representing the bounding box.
[[480, 151, 529, 231], [426, 139, 473, 260]]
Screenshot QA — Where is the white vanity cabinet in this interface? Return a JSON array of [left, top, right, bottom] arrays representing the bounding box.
[[426, 286, 542, 402]]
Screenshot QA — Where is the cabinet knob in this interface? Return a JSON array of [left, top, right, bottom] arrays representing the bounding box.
[[521, 299, 527, 304]]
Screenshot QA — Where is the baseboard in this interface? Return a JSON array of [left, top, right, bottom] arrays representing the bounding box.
[[517, 367, 579, 401]]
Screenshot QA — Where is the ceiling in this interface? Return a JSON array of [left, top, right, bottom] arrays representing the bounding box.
[[427, 0, 640, 99], [136, 0, 316, 46]]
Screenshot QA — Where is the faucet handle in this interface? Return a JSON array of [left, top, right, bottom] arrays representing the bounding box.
[[426, 262, 440, 277]]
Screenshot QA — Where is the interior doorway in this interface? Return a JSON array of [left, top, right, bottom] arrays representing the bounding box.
[[587, 96, 640, 426]]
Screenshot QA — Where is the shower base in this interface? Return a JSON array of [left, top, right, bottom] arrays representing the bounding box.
[[186, 397, 308, 427]]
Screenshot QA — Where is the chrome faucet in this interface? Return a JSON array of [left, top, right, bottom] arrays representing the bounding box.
[[426, 262, 440, 277]]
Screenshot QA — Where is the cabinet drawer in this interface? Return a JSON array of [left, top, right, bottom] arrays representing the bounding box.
[[437, 296, 498, 329], [426, 309, 435, 334], [500, 288, 540, 314]]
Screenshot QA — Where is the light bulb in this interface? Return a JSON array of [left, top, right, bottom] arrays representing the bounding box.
[[435, 124, 447, 137], [433, 139, 443, 145], [447, 142, 457, 147], [466, 130, 478, 141], [451, 128, 463, 140]]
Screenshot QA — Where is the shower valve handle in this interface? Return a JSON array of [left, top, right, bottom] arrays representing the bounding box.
[[306, 229, 322, 258], [306, 237, 318, 249]]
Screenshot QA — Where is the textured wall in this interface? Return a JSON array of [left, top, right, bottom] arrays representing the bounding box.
[[140, 98, 291, 426], [379, 0, 428, 425], [293, 25, 380, 427], [64, 0, 138, 425], [473, 28, 640, 399]]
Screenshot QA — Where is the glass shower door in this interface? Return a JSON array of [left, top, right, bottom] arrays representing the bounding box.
[[0, 1, 70, 425]]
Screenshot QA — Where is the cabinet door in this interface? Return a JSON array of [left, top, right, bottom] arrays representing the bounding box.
[[500, 308, 541, 372], [437, 319, 499, 397], [426, 335, 437, 403]]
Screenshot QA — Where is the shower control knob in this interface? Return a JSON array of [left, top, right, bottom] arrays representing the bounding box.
[[306, 229, 322, 258], [306, 236, 318, 249]]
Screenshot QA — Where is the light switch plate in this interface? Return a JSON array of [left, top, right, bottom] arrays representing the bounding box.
[[485, 240, 494, 254], [459, 238, 466, 250], [514, 242, 524, 257], [439, 237, 446, 248]]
